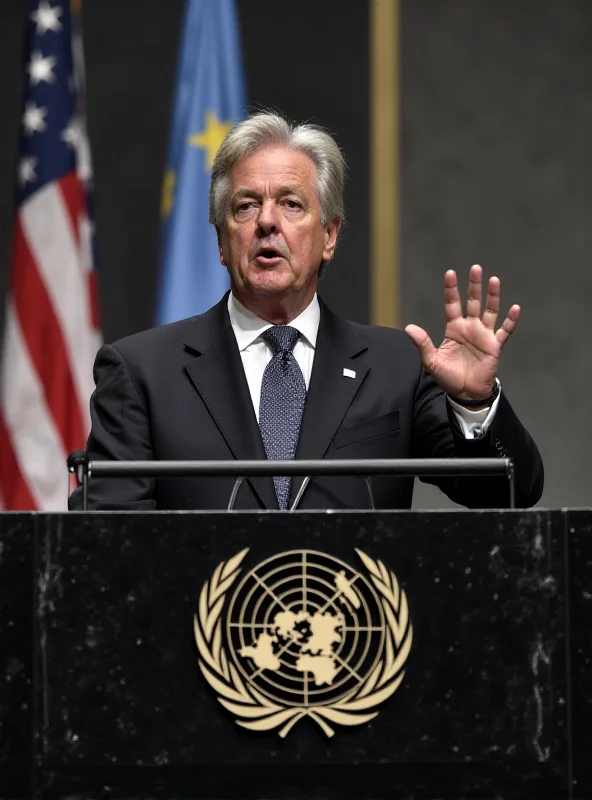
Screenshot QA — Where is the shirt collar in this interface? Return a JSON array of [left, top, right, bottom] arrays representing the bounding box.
[[228, 292, 320, 352]]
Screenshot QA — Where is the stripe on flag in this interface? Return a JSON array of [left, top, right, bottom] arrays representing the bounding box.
[[21, 182, 96, 423], [12, 215, 87, 452], [0, 1, 101, 510], [1, 306, 67, 511]]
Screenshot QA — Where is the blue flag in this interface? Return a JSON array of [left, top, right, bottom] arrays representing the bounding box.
[[156, 0, 245, 325]]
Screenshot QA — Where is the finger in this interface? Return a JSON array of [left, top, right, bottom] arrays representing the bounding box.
[[444, 270, 462, 322], [482, 275, 501, 330], [405, 324, 438, 371], [466, 264, 483, 318], [495, 304, 521, 347]]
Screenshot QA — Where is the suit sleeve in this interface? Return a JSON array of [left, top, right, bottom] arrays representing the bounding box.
[[68, 344, 156, 511], [411, 369, 544, 508]]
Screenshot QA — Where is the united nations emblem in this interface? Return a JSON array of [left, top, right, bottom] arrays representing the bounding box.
[[194, 549, 412, 738]]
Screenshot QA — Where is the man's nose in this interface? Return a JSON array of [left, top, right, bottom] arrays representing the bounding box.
[[257, 200, 279, 236]]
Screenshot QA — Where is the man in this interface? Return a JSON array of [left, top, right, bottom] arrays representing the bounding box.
[[69, 112, 543, 511]]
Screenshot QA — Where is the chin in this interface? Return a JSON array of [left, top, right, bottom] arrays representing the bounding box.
[[249, 273, 293, 296]]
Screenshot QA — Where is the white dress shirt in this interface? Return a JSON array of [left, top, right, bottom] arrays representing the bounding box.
[[228, 293, 499, 437], [228, 293, 319, 422]]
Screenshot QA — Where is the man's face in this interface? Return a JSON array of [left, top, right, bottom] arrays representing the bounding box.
[[216, 146, 340, 310]]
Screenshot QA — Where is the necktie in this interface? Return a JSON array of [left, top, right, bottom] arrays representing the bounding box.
[[259, 326, 307, 509]]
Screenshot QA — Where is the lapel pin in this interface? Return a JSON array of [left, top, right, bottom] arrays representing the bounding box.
[[343, 368, 356, 379]]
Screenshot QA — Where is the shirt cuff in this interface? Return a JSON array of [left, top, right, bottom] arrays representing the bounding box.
[[447, 379, 501, 439]]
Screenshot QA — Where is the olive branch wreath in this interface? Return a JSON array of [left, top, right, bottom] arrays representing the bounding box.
[[193, 548, 412, 738]]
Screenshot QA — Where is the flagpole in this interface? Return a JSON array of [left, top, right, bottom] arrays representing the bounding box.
[[370, 0, 400, 328]]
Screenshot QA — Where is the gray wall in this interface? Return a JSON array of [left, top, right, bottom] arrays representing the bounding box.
[[402, 0, 592, 508], [0, 0, 590, 507]]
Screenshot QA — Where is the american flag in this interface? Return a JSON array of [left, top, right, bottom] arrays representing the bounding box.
[[0, 0, 101, 510]]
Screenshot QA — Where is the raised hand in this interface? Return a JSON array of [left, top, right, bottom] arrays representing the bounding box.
[[405, 265, 520, 401]]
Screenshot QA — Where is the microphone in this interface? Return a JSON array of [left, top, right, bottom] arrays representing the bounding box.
[[290, 475, 375, 511], [67, 450, 89, 484]]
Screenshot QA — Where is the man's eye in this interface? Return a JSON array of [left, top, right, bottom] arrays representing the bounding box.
[[284, 200, 302, 210], [234, 201, 257, 217]]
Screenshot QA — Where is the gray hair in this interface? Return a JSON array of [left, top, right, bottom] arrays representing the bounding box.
[[209, 112, 346, 228]]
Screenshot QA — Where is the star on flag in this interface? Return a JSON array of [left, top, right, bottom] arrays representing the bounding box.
[[18, 157, 38, 186], [61, 118, 78, 147], [28, 51, 57, 85], [30, 2, 63, 35], [188, 110, 232, 170], [22, 102, 48, 134]]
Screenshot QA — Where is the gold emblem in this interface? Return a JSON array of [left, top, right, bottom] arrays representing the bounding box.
[[193, 549, 412, 738]]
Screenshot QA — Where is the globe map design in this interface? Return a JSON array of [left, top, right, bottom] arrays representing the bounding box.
[[225, 550, 386, 707]]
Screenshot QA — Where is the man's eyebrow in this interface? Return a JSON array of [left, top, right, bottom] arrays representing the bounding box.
[[230, 188, 259, 204], [277, 185, 309, 204], [230, 185, 310, 205]]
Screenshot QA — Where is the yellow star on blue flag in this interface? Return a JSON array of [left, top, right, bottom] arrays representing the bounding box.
[[188, 110, 232, 171], [156, 0, 245, 325]]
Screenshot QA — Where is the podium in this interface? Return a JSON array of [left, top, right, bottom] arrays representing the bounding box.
[[1, 508, 590, 799]]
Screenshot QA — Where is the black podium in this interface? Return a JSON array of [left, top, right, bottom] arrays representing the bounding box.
[[1, 508, 591, 799]]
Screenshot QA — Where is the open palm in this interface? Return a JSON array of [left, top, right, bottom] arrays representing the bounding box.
[[405, 265, 520, 400]]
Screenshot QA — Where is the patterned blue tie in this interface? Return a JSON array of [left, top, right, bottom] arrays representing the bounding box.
[[259, 326, 307, 509]]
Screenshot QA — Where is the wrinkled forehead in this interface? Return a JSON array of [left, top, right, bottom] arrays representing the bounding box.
[[229, 145, 319, 197]]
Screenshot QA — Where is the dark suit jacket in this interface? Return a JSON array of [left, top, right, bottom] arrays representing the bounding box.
[[69, 295, 543, 511]]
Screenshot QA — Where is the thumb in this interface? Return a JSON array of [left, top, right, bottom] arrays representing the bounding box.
[[405, 324, 437, 370]]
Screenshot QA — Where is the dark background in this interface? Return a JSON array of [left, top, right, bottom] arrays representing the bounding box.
[[0, 0, 590, 508]]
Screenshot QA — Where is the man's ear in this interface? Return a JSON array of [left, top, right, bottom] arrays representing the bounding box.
[[322, 217, 342, 262]]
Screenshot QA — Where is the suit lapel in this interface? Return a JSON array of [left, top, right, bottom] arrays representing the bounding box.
[[291, 301, 369, 502], [183, 297, 278, 510]]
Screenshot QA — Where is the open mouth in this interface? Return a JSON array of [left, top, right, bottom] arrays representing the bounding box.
[[256, 248, 284, 263]]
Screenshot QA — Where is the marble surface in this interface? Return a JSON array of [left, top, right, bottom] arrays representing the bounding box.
[[0, 515, 33, 797], [567, 509, 592, 800], [0, 510, 576, 798], [36, 510, 568, 797]]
